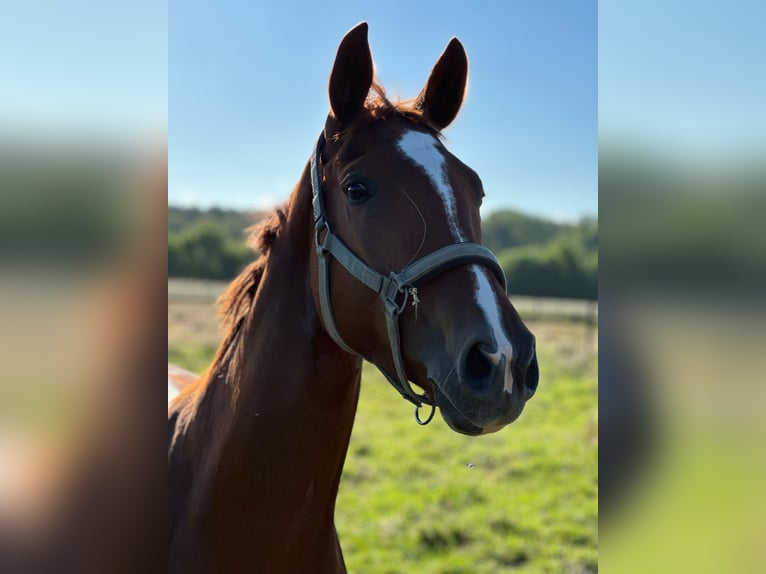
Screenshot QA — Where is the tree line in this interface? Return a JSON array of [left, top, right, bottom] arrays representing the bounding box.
[[168, 206, 597, 300]]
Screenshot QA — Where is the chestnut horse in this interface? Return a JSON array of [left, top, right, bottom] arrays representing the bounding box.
[[168, 23, 538, 573]]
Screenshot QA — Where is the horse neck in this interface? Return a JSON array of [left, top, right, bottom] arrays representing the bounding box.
[[223, 164, 364, 452], [178, 165, 362, 568]]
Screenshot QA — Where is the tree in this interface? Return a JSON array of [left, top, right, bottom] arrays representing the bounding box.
[[168, 220, 252, 279]]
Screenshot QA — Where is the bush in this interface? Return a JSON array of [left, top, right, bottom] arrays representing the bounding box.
[[481, 210, 563, 253], [168, 220, 252, 279], [167, 206, 598, 299], [499, 235, 597, 300]]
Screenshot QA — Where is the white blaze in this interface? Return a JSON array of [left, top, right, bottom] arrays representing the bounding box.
[[397, 131, 465, 241], [397, 130, 514, 393]]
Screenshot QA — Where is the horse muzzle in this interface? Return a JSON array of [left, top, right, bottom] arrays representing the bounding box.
[[427, 333, 539, 436]]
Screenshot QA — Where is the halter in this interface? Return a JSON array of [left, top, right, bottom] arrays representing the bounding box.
[[311, 132, 507, 425]]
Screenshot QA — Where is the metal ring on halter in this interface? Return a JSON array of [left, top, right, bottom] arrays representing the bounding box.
[[415, 400, 436, 425], [383, 282, 410, 320]]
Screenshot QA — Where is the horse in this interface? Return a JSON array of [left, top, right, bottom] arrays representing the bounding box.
[[168, 22, 539, 573]]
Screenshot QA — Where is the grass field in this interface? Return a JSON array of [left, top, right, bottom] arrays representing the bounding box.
[[168, 279, 598, 573]]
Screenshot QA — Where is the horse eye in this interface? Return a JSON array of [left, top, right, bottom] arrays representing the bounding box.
[[343, 181, 371, 204]]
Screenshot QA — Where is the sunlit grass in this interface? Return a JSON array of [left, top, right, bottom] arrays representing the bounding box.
[[335, 351, 597, 574]]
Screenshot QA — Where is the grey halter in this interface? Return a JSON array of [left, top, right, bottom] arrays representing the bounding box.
[[311, 131, 507, 424]]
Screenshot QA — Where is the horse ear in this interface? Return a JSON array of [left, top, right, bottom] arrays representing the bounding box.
[[329, 22, 373, 124], [415, 38, 468, 130]]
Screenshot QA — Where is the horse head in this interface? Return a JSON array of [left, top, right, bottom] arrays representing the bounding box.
[[310, 22, 538, 436]]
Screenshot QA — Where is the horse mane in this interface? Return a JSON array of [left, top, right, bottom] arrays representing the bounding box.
[[168, 206, 289, 434], [367, 81, 421, 119], [209, 208, 287, 379]]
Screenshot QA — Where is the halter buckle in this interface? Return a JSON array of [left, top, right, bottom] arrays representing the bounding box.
[[381, 272, 414, 319], [314, 219, 331, 251]]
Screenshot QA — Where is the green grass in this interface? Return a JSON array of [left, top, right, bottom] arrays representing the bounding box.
[[336, 354, 597, 574]]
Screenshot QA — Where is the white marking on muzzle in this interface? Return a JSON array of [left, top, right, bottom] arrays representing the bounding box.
[[471, 266, 514, 393], [397, 129, 514, 394]]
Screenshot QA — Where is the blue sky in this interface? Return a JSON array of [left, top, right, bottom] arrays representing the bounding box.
[[0, 1, 167, 137], [3, 2, 761, 218], [169, 0, 597, 220], [600, 0, 766, 162]]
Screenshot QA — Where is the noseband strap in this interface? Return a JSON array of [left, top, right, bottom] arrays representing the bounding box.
[[311, 132, 507, 415]]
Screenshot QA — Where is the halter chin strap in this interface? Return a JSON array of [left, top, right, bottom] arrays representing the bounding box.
[[311, 131, 507, 421]]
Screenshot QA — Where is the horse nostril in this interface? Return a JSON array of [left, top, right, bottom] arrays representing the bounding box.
[[465, 343, 494, 380]]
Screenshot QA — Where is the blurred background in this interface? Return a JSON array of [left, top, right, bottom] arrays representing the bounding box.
[[599, 1, 766, 573], [0, 1, 166, 572]]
